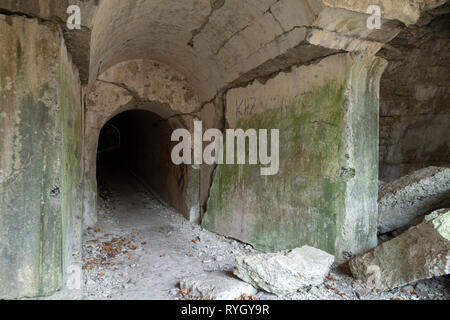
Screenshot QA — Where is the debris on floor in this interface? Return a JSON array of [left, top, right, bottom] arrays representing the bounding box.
[[179, 272, 257, 300], [349, 209, 450, 290], [82, 169, 450, 300], [233, 246, 335, 296], [378, 166, 450, 234]]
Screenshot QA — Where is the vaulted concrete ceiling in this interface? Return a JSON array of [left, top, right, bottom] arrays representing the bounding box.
[[1, 0, 447, 99], [89, 0, 320, 100]]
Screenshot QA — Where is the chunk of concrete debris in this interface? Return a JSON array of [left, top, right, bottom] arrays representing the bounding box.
[[179, 272, 257, 300], [349, 209, 450, 291], [233, 245, 334, 296], [378, 208, 450, 245], [378, 166, 450, 234]]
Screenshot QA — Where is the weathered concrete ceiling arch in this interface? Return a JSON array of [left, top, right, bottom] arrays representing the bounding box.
[[89, 0, 223, 99], [90, 0, 440, 100]]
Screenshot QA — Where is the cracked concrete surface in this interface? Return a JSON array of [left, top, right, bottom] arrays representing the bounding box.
[[1, 0, 449, 300]]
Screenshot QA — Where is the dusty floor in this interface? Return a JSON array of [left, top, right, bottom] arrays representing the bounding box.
[[82, 168, 450, 300]]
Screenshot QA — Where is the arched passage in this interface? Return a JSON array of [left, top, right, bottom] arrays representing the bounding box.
[[82, 59, 201, 227], [96, 109, 188, 216]]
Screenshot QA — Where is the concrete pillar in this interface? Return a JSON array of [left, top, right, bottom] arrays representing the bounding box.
[[202, 53, 388, 262]]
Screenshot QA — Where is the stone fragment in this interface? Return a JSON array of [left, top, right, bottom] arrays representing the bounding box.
[[179, 273, 257, 300], [378, 166, 450, 234], [233, 246, 334, 296], [349, 210, 450, 290]]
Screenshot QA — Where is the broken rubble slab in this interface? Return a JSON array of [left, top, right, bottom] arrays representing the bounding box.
[[233, 246, 334, 296], [179, 273, 257, 300], [378, 166, 450, 234], [349, 210, 450, 291]]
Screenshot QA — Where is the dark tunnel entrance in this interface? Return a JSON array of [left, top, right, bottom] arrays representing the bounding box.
[[96, 109, 189, 218]]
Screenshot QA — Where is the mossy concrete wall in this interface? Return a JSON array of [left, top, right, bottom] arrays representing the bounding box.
[[202, 53, 387, 262], [59, 33, 83, 298], [0, 15, 83, 299]]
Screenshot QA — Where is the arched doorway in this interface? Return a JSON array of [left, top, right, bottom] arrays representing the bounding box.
[[96, 109, 189, 218]]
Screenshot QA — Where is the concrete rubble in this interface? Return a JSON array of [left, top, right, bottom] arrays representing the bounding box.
[[349, 209, 450, 290], [378, 166, 450, 234], [179, 273, 257, 300], [233, 246, 334, 296]]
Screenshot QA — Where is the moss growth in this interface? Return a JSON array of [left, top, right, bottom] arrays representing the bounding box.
[[434, 211, 450, 241], [58, 52, 83, 292], [203, 80, 349, 255], [0, 25, 83, 298]]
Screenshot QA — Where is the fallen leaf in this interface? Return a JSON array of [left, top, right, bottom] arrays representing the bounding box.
[[98, 273, 105, 277], [102, 246, 113, 251], [141, 242, 147, 245], [192, 239, 197, 244], [338, 292, 345, 296], [326, 275, 337, 281], [95, 228, 101, 233], [128, 244, 138, 250], [179, 289, 188, 295], [186, 253, 193, 257]]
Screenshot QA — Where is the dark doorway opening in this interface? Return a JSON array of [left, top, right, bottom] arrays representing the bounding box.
[[96, 109, 188, 216]]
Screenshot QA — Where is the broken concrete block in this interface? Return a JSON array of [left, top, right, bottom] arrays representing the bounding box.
[[179, 273, 257, 300], [233, 246, 334, 296], [349, 210, 450, 291], [378, 166, 450, 234]]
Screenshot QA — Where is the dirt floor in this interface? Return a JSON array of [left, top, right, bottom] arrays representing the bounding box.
[[82, 168, 450, 300]]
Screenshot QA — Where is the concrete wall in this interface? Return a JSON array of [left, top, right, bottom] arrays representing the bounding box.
[[378, 12, 450, 182], [0, 15, 83, 298], [203, 53, 387, 262]]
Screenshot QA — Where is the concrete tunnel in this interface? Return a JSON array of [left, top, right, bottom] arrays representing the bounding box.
[[0, 0, 449, 299]]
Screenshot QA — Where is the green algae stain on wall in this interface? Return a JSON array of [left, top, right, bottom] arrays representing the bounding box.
[[1, 25, 62, 296], [58, 46, 83, 296], [203, 80, 349, 255], [0, 16, 83, 299]]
